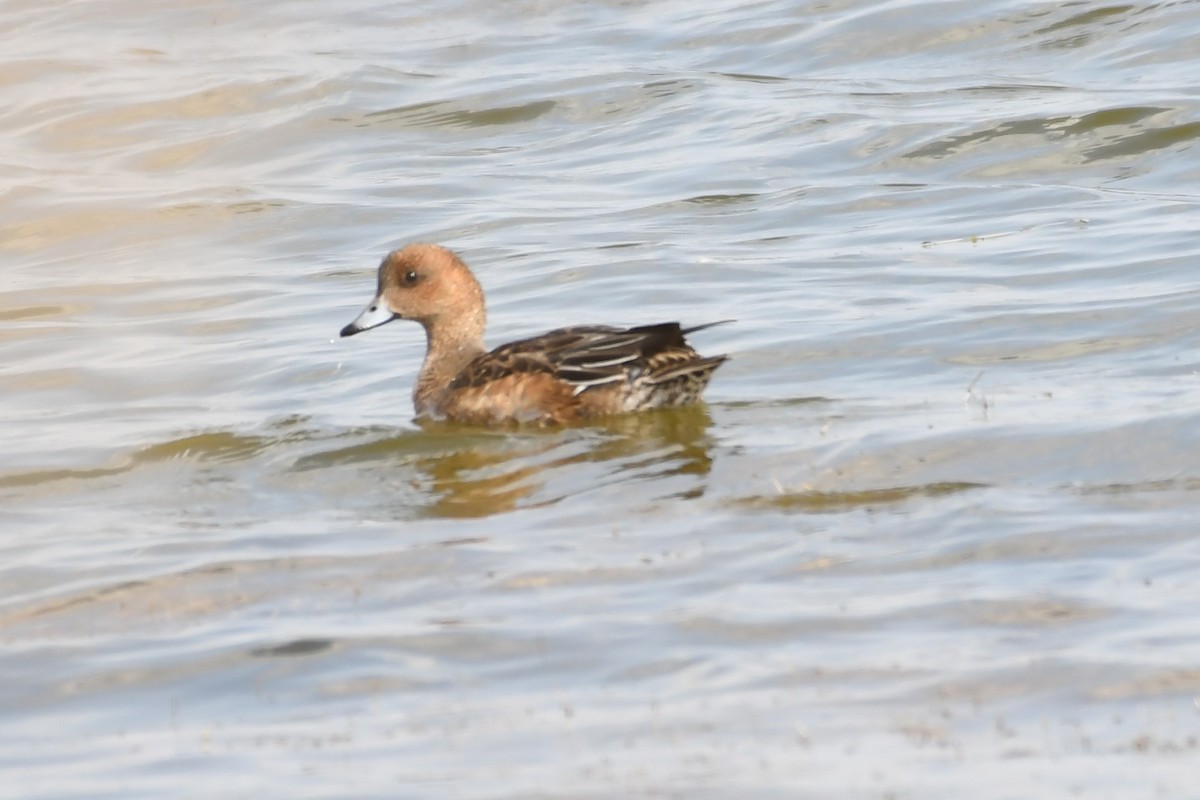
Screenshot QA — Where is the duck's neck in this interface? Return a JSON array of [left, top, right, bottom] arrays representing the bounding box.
[[413, 320, 487, 416]]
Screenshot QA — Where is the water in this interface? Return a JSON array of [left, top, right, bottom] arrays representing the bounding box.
[[4, 0, 1200, 796]]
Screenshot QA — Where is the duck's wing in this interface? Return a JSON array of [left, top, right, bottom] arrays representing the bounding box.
[[544, 321, 731, 394], [445, 326, 617, 392], [451, 322, 730, 393], [547, 323, 687, 391], [444, 322, 729, 422]]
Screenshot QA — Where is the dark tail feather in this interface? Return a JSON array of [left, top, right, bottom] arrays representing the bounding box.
[[681, 319, 735, 336], [621, 319, 733, 350]]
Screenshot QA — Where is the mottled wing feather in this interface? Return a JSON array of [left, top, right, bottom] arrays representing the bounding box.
[[644, 352, 728, 384], [448, 350, 552, 391], [449, 322, 728, 413]]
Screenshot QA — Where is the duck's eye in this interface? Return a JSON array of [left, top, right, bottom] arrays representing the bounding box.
[[403, 270, 419, 285]]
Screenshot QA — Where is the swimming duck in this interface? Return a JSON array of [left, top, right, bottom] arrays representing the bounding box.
[[339, 243, 728, 425]]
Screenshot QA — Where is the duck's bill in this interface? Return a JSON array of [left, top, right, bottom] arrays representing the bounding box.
[[340, 296, 398, 337]]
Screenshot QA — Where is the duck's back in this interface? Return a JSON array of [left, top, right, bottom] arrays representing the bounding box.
[[438, 322, 728, 425]]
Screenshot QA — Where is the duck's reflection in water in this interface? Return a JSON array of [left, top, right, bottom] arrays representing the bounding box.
[[414, 405, 719, 517], [300, 406, 720, 519]]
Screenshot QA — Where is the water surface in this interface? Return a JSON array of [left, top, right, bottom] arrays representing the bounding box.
[[4, 0, 1200, 797]]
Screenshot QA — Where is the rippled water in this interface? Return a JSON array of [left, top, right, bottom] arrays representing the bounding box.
[[4, 0, 1200, 796]]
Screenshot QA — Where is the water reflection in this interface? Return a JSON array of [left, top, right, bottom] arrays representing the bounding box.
[[297, 405, 720, 518]]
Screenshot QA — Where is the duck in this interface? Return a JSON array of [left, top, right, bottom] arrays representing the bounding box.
[[339, 243, 728, 425]]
